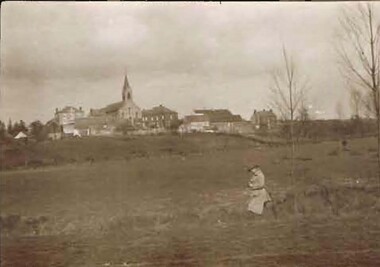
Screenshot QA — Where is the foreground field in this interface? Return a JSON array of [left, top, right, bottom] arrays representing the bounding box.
[[1, 134, 380, 266]]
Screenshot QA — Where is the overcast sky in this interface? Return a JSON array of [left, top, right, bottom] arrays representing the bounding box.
[[1, 1, 379, 124]]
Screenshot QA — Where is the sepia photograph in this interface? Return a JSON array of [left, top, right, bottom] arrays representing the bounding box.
[[1, 1, 380, 266]]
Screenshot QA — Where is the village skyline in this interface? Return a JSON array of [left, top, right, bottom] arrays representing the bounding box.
[[2, 2, 380, 124]]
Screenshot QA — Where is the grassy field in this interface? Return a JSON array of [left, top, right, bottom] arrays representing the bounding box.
[[1, 134, 380, 266]]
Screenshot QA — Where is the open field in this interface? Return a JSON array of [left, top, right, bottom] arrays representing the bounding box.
[[1, 134, 380, 266]]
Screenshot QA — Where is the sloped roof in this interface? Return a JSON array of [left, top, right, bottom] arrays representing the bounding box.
[[252, 110, 277, 119], [194, 109, 232, 116], [184, 115, 209, 123], [193, 109, 242, 123], [99, 101, 125, 114], [142, 105, 177, 116], [14, 132, 27, 139], [212, 114, 243, 123], [75, 117, 113, 129]]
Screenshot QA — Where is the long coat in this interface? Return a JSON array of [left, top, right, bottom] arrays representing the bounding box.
[[247, 168, 271, 214]]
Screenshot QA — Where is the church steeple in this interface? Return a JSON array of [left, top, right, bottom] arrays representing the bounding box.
[[122, 72, 132, 102]]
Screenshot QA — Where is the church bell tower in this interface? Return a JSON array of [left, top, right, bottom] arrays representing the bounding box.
[[122, 73, 132, 102]]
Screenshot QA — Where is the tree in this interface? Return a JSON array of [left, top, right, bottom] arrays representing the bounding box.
[[350, 87, 364, 119], [18, 120, 28, 133], [116, 120, 135, 135], [29, 120, 46, 141], [7, 119, 13, 136], [337, 3, 380, 184], [296, 101, 312, 140], [335, 101, 344, 120], [0, 120, 6, 139], [269, 46, 308, 200], [11, 120, 27, 135]]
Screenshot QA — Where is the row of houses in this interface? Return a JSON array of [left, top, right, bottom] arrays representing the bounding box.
[[45, 73, 277, 139]]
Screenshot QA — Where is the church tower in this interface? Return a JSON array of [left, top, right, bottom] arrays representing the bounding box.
[[122, 73, 133, 102]]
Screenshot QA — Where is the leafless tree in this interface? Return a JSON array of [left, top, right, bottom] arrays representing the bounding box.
[[335, 101, 344, 120], [337, 3, 380, 185], [349, 87, 363, 119], [269, 46, 308, 193]]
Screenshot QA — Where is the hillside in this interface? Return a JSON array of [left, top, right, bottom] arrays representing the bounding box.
[[1, 134, 380, 266]]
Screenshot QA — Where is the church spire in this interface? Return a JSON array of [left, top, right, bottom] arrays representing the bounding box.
[[122, 71, 132, 101]]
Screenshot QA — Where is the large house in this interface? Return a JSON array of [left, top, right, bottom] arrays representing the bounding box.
[[142, 105, 179, 129], [54, 106, 85, 134], [181, 114, 210, 133], [90, 74, 142, 125], [250, 109, 277, 129], [181, 109, 244, 133]]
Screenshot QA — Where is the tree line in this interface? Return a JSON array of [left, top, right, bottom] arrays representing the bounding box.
[[0, 119, 48, 142]]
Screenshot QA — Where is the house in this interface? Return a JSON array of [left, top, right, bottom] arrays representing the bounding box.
[[90, 73, 142, 125], [181, 114, 210, 133], [181, 109, 243, 133], [142, 105, 179, 129], [54, 106, 85, 134], [250, 109, 277, 129], [195, 109, 243, 133], [75, 116, 117, 136]]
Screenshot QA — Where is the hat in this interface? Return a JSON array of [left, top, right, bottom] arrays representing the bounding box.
[[247, 164, 261, 172], [243, 150, 264, 170]]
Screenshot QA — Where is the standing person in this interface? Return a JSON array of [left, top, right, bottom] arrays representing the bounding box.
[[247, 165, 277, 218]]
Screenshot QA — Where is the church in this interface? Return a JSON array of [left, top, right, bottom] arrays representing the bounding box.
[[75, 73, 142, 136], [90, 73, 142, 125]]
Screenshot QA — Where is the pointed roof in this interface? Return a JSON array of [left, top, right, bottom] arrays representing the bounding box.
[[123, 73, 131, 89], [14, 131, 27, 139], [122, 72, 132, 101]]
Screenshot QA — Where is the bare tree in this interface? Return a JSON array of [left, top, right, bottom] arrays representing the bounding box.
[[335, 101, 344, 120], [269, 46, 308, 191], [337, 3, 380, 184], [349, 87, 363, 119]]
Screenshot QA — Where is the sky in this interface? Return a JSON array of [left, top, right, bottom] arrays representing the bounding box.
[[1, 1, 379, 124]]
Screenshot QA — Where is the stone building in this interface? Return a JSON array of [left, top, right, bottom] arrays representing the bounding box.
[[142, 105, 179, 129], [181, 109, 243, 133], [250, 109, 277, 129], [54, 106, 85, 134]]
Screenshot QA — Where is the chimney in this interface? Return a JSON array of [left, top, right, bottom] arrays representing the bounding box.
[[79, 106, 82, 111]]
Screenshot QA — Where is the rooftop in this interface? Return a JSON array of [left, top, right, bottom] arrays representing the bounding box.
[[56, 106, 83, 114], [193, 109, 242, 123], [142, 105, 177, 115]]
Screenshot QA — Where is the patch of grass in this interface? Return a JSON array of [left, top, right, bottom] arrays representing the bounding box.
[[1, 135, 380, 266], [328, 149, 339, 156]]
